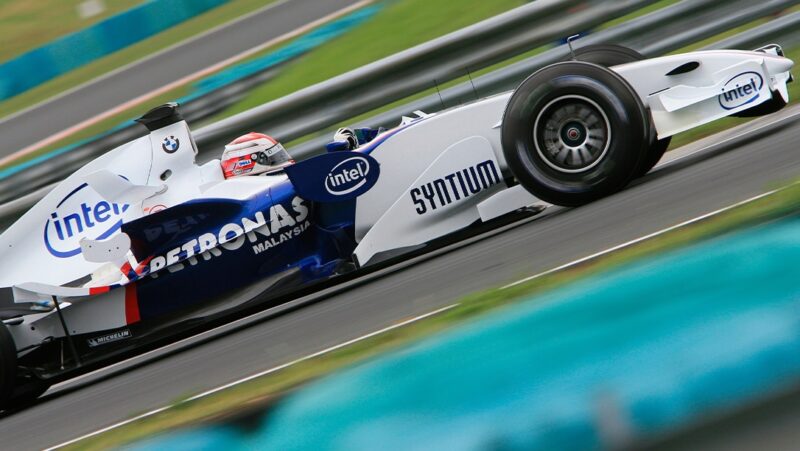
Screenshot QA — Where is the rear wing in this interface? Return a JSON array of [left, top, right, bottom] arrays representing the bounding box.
[[0, 103, 212, 291]]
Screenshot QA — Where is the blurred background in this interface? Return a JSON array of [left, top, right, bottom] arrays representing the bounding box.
[[1, 1, 800, 449], [0, 0, 797, 216]]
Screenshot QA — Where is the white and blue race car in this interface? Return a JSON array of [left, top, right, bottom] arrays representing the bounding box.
[[0, 44, 793, 408]]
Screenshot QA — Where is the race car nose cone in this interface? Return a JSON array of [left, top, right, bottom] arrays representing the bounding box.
[[765, 55, 795, 75]]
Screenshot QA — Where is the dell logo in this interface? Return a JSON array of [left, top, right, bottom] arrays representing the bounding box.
[[719, 71, 763, 110], [44, 183, 129, 258], [325, 156, 371, 196]]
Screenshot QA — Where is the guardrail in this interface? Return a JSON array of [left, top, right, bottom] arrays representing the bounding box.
[[194, 0, 662, 151], [1, 0, 798, 225], [288, 0, 800, 157], [703, 11, 800, 50], [199, 0, 800, 154]]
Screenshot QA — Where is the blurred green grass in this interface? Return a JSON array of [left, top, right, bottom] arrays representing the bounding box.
[[0, 0, 279, 121], [0, 0, 142, 63], [215, 0, 685, 123], [216, 0, 526, 118]]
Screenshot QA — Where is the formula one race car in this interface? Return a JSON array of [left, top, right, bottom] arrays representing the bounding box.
[[0, 44, 793, 408]]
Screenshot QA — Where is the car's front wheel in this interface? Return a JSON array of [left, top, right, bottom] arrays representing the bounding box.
[[501, 61, 651, 206], [571, 44, 670, 177]]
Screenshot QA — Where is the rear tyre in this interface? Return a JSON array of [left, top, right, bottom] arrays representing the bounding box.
[[9, 380, 49, 409], [570, 44, 671, 177], [0, 322, 17, 410], [501, 61, 650, 206]]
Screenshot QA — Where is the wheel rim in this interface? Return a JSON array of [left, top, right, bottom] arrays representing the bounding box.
[[533, 95, 611, 174]]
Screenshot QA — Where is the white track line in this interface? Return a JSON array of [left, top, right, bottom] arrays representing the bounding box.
[[500, 188, 785, 290], [0, 0, 372, 168], [44, 303, 458, 451]]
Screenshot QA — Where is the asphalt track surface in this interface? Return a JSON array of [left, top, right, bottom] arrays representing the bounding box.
[[0, 0, 361, 158], [2, 108, 800, 449]]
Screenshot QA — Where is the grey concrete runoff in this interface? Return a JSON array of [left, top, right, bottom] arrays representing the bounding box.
[[1, 102, 800, 450]]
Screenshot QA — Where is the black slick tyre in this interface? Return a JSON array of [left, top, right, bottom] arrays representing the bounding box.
[[501, 61, 650, 206], [9, 380, 49, 409], [571, 44, 671, 177], [572, 43, 646, 67], [0, 322, 17, 410]]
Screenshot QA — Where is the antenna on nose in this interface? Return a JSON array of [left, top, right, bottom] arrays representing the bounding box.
[[566, 34, 581, 61], [433, 79, 445, 110]]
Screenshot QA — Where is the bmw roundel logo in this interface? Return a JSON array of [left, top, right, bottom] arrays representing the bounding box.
[[162, 136, 180, 153]]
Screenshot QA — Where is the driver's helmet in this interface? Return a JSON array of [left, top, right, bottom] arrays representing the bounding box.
[[221, 132, 294, 179]]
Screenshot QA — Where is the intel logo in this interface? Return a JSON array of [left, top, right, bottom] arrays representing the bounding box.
[[719, 71, 763, 110], [44, 183, 129, 258], [325, 156, 371, 196], [284, 151, 380, 202]]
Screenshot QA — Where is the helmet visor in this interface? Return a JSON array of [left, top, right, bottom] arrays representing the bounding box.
[[222, 141, 293, 178], [253, 143, 292, 168]]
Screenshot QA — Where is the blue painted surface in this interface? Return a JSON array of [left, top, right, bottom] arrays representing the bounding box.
[[126, 217, 800, 450], [285, 151, 381, 202], [121, 174, 357, 320], [0, 0, 229, 101]]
